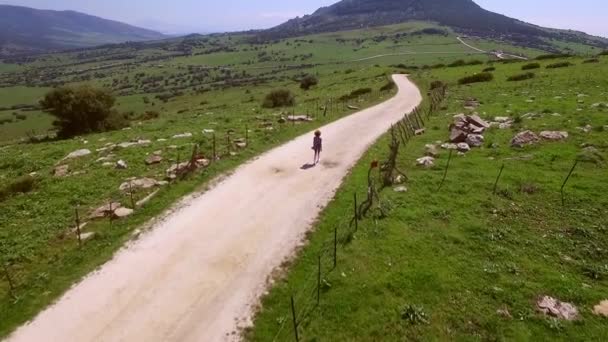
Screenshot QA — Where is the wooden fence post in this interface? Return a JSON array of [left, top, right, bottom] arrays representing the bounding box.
[[75, 206, 82, 247], [128, 181, 135, 209], [3, 262, 16, 299], [333, 226, 338, 269], [291, 295, 299, 342], [212, 133, 217, 161], [437, 149, 453, 191], [317, 255, 321, 306], [354, 193, 358, 231], [493, 164, 505, 195], [561, 160, 579, 206]]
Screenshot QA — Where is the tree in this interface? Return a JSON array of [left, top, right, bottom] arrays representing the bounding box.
[[40, 85, 120, 138], [262, 89, 295, 108], [300, 75, 318, 90]]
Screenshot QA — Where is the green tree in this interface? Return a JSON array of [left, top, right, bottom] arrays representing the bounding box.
[[300, 75, 318, 90], [40, 85, 120, 138]]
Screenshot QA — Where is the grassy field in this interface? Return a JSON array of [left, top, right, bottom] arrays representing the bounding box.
[[1, 21, 606, 339], [248, 56, 608, 341]]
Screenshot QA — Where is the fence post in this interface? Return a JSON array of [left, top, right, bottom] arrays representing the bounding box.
[[2, 262, 16, 299], [437, 149, 453, 191], [109, 199, 114, 228], [291, 295, 299, 342], [75, 206, 82, 247], [128, 181, 135, 209], [245, 125, 249, 146], [493, 164, 505, 195], [212, 133, 217, 161], [317, 255, 321, 306], [333, 226, 338, 269], [354, 193, 358, 231], [561, 160, 579, 206]]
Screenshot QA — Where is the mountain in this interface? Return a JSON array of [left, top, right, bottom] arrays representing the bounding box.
[[0, 5, 166, 56], [264, 0, 608, 50]]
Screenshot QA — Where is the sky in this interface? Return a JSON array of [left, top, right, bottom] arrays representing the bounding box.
[[0, 0, 606, 37]]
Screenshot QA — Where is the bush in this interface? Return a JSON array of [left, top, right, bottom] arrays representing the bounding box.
[[138, 110, 160, 121], [430, 80, 446, 90], [546, 62, 573, 69], [339, 88, 373, 101], [536, 54, 571, 60], [15, 113, 27, 121], [521, 63, 541, 70], [0, 176, 36, 202], [583, 58, 600, 64], [482, 67, 496, 72], [507, 72, 535, 82], [458, 72, 494, 85], [448, 60, 466, 67], [299, 75, 318, 90], [598, 51, 608, 56], [0, 118, 13, 125], [262, 89, 295, 108], [39, 85, 117, 138], [380, 81, 395, 91]]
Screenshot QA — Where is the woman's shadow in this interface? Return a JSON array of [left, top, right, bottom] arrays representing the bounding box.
[[300, 163, 316, 170]]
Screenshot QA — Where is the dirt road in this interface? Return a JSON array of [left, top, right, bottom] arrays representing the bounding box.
[[7, 75, 421, 342]]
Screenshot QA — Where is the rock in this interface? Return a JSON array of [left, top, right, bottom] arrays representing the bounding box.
[[102, 162, 113, 167], [467, 114, 490, 129], [90, 202, 122, 219], [425, 144, 439, 157], [136, 189, 160, 208], [511, 131, 540, 148], [457, 143, 471, 152], [347, 105, 359, 110], [54, 165, 69, 177], [166, 162, 191, 178], [464, 98, 480, 109], [113, 207, 134, 218], [277, 117, 286, 124], [537, 296, 579, 321], [540, 131, 569, 141], [145, 155, 163, 165], [498, 122, 512, 130], [393, 175, 405, 184], [577, 125, 593, 133], [196, 159, 210, 167], [119, 178, 160, 192], [494, 116, 511, 123], [236, 142, 247, 149], [202, 129, 215, 134], [115, 160, 128, 169], [441, 143, 458, 150], [172, 132, 193, 139], [116, 140, 151, 149], [593, 300, 608, 317], [80, 232, 96, 242], [466, 134, 485, 147], [64, 149, 91, 160], [496, 307, 512, 319], [414, 128, 426, 136], [393, 186, 408, 193], [450, 128, 468, 143], [416, 156, 435, 167], [286, 115, 313, 122]]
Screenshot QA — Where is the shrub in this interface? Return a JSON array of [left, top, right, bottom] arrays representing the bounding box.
[[536, 54, 571, 60], [448, 60, 466, 67], [507, 72, 535, 82], [583, 58, 600, 64], [458, 72, 494, 85], [521, 63, 541, 70], [466, 60, 484, 66], [0, 176, 36, 202], [546, 62, 573, 69], [482, 67, 496, 72], [339, 88, 372, 101], [299, 75, 318, 90], [262, 89, 295, 108], [15, 113, 27, 121], [39, 85, 117, 138], [138, 110, 160, 121], [0, 118, 13, 125], [598, 51, 608, 56], [430, 80, 446, 90], [380, 81, 395, 92]]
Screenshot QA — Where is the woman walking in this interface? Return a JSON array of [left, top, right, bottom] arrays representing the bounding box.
[[312, 130, 322, 165]]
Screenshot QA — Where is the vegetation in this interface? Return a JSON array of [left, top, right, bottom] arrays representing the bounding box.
[[521, 62, 541, 70], [536, 53, 571, 60], [458, 72, 494, 85], [546, 61, 573, 69], [262, 89, 296, 108], [507, 72, 535, 81], [249, 55, 608, 341], [39, 85, 124, 138], [300, 75, 319, 90], [482, 66, 496, 72]]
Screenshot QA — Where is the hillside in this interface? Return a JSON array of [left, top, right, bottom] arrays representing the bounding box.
[[264, 0, 608, 51], [0, 5, 165, 56]]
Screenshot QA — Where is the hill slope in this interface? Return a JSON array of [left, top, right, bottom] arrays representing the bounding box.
[[0, 5, 165, 56], [264, 0, 608, 51]]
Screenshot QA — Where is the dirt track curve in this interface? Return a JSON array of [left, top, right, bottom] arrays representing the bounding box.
[[6, 75, 422, 342]]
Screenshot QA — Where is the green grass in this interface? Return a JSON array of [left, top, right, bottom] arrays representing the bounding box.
[[248, 57, 608, 341]]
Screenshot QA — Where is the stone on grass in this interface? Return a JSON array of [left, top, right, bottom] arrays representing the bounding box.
[[90, 202, 122, 219], [113, 207, 134, 219], [202, 129, 215, 134], [498, 122, 512, 130], [80, 232, 96, 242], [145, 155, 163, 165], [466, 134, 485, 148], [494, 116, 511, 123], [54, 165, 69, 177], [450, 128, 468, 143], [347, 105, 360, 110], [540, 131, 569, 141], [393, 186, 408, 193], [416, 156, 435, 167], [457, 143, 471, 152], [115, 160, 128, 169], [511, 131, 540, 148], [537, 296, 579, 321], [467, 114, 490, 129], [425, 144, 439, 157], [441, 143, 458, 150], [172, 132, 193, 139], [136, 189, 160, 208], [119, 178, 160, 192], [593, 300, 608, 317], [414, 128, 426, 136], [64, 149, 91, 160], [393, 175, 405, 184], [236, 142, 247, 149], [286, 115, 313, 122]]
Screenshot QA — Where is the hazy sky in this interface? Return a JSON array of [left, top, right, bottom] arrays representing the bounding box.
[[1, 0, 606, 37]]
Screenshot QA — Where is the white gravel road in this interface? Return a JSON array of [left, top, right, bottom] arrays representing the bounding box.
[[6, 75, 421, 342]]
